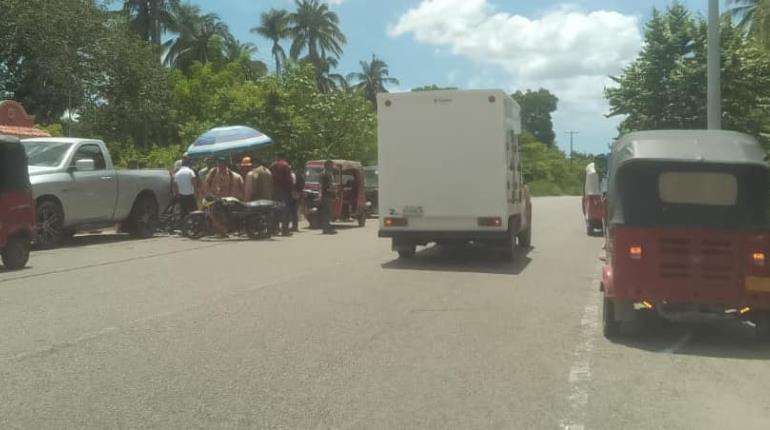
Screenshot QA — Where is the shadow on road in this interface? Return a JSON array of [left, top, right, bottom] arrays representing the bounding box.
[[381, 243, 533, 275], [55, 233, 138, 249], [609, 320, 770, 360]]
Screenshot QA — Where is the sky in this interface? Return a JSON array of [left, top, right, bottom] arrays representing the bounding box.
[[194, 0, 725, 155]]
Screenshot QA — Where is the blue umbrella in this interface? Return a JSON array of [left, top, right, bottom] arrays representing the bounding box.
[[185, 126, 273, 158]]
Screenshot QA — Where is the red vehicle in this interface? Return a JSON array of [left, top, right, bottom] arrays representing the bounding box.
[[582, 162, 604, 235], [602, 130, 770, 338], [0, 135, 35, 270], [303, 160, 367, 228]]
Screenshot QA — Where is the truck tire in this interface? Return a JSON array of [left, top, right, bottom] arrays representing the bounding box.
[[128, 194, 159, 239], [517, 224, 532, 248], [602, 296, 620, 338], [36, 199, 64, 249], [2, 235, 31, 270]]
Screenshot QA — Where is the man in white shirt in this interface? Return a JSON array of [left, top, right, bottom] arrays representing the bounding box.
[[173, 158, 199, 218]]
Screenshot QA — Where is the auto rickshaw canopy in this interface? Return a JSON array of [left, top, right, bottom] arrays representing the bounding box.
[[607, 130, 770, 228]]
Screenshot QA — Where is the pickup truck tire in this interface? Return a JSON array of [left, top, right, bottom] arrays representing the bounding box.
[[36, 199, 64, 249], [2, 235, 31, 270], [128, 194, 159, 239]]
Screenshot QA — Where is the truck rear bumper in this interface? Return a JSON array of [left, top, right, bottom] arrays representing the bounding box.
[[378, 229, 508, 243]]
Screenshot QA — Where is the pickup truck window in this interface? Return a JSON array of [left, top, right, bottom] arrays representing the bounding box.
[[22, 141, 73, 167], [72, 144, 107, 170]]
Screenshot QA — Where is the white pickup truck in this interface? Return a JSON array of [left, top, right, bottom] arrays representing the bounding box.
[[22, 137, 172, 248]]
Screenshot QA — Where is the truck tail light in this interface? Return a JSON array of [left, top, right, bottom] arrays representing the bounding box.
[[629, 246, 643, 260], [477, 217, 502, 227], [384, 217, 407, 227], [752, 252, 766, 267]]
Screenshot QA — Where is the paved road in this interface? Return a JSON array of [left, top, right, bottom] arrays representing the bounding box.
[[1, 197, 769, 429]]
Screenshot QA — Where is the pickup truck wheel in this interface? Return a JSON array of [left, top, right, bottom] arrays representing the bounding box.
[[128, 195, 159, 239], [2, 235, 31, 270], [36, 200, 64, 249], [602, 297, 621, 338]]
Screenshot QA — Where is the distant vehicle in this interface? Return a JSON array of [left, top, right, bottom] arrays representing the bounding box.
[[363, 166, 378, 216], [22, 138, 172, 248], [0, 135, 35, 270], [602, 130, 770, 339], [303, 160, 367, 228], [376, 89, 532, 260], [582, 162, 604, 235]]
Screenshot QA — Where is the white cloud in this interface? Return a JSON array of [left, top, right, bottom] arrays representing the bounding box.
[[389, 0, 643, 145]]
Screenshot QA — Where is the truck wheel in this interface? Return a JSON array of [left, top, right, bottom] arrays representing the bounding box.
[[517, 225, 532, 249], [36, 200, 64, 249], [2, 235, 31, 270], [602, 297, 621, 338], [128, 194, 159, 239]]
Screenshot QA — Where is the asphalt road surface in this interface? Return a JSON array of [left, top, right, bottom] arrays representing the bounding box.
[[2, 197, 769, 429]]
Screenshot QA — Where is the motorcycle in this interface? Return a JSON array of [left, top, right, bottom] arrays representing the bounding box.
[[181, 196, 280, 240]]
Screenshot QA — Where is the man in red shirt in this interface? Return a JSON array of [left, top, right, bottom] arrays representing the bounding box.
[[270, 154, 294, 236]]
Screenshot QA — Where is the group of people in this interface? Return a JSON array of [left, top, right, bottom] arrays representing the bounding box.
[[172, 155, 337, 235]]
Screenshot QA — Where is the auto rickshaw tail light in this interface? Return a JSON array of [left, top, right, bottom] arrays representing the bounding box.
[[752, 252, 766, 266], [384, 217, 407, 227], [478, 217, 502, 227], [629, 246, 643, 260]]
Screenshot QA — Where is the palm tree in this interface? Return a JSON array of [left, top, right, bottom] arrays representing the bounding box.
[[347, 54, 399, 109], [251, 9, 290, 74], [123, 0, 180, 46], [164, 4, 229, 71], [223, 34, 257, 62], [728, 0, 770, 47], [288, 0, 347, 66]]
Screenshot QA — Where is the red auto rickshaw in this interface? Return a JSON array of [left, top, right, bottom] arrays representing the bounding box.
[[303, 160, 367, 228], [0, 135, 35, 270], [582, 161, 604, 235], [602, 130, 770, 338]]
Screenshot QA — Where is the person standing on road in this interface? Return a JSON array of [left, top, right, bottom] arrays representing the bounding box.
[[173, 158, 199, 219], [270, 154, 294, 236], [290, 167, 305, 232], [244, 158, 274, 201], [320, 160, 337, 235], [206, 157, 244, 200]]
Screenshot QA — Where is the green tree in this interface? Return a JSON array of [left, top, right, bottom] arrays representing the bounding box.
[[606, 3, 770, 146], [347, 54, 399, 109], [1, 0, 107, 122], [512, 89, 559, 147], [251, 9, 290, 74], [123, 0, 180, 46], [163, 4, 229, 72], [288, 0, 347, 66]]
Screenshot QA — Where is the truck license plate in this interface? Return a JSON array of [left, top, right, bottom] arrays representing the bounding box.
[[403, 206, 424, 217]]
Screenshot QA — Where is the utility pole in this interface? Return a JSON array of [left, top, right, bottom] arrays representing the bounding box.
[[707, 0, 721, 129], [566, 131, 579, 159]]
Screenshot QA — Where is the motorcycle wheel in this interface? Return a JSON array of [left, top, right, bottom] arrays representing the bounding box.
[[246, 214, 271, 240], [182, 213, 208, 239]]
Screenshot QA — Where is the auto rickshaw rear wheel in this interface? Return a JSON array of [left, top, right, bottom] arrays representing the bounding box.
[[2, 235, 31, 270], [602, 296, 620, 338], [755, 314, 770, 341]]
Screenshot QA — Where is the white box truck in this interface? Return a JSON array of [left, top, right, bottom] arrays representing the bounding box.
[[377, 89, 532, 259]]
